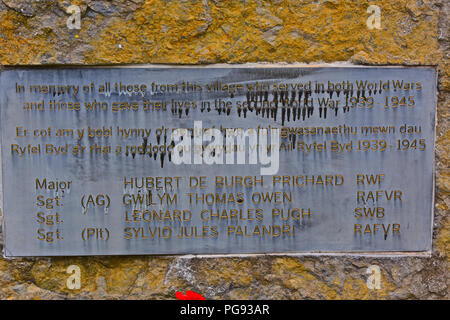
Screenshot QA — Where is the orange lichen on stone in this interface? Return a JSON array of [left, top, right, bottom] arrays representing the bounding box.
[[86, 0, 443, 65], [0, 11, 51, 64]]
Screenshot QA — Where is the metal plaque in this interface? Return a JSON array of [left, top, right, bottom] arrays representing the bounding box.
[[0, 66, 436, 257]]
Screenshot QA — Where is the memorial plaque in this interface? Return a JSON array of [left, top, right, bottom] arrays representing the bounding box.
[[0, 66, 436, 257]]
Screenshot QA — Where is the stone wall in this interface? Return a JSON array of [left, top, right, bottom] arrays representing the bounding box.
[[0, 0, 448, 299]]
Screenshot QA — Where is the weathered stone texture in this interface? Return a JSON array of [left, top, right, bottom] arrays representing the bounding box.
[[0, 0, 448, 299]]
